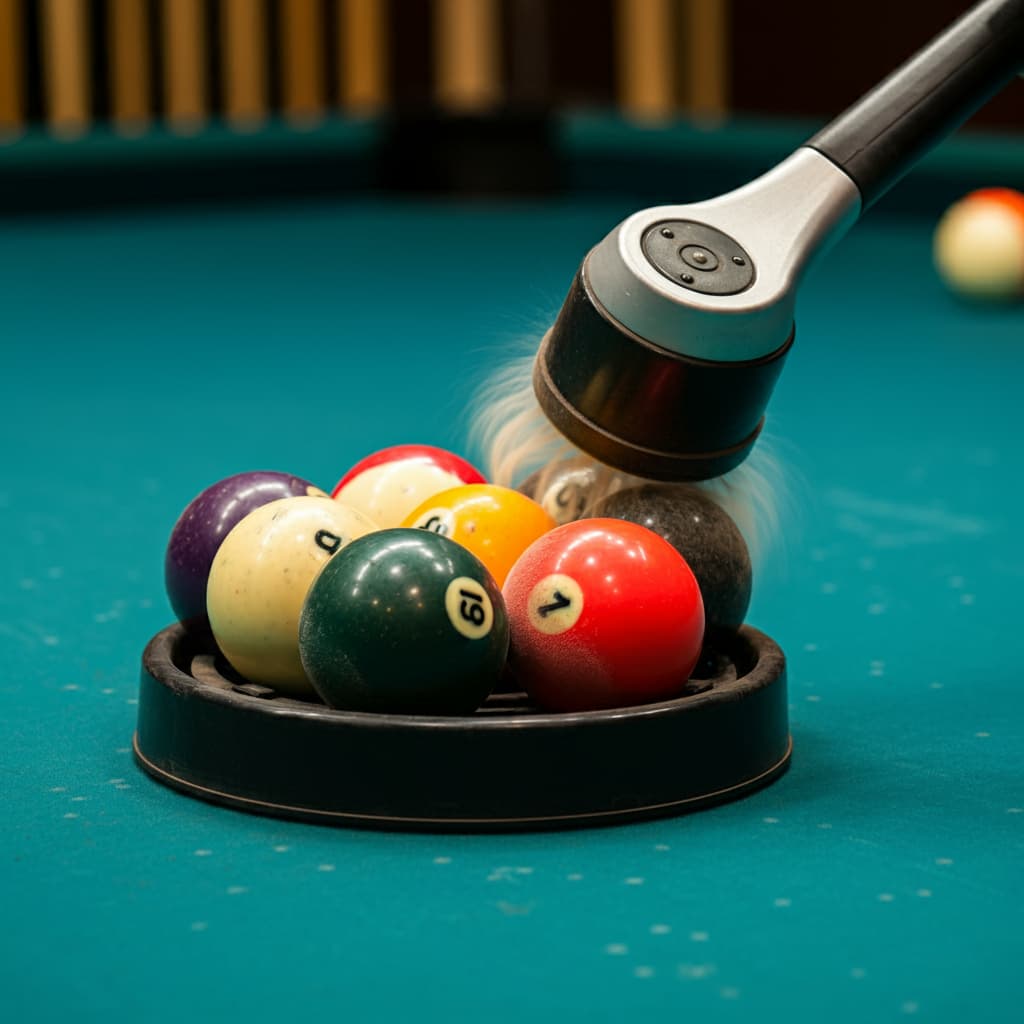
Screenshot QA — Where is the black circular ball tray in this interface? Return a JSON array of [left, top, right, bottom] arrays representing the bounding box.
[[135, 623, 791, 832]]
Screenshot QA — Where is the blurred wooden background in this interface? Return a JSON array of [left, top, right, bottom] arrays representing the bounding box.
[[0, 0, 1019, 141]]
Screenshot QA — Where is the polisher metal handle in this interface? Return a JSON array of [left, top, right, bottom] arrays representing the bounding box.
[[807, 0, 1024, 208]]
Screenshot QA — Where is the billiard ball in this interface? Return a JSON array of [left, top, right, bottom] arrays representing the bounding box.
[[206, 496, 378, 695], [502, 519, 705, 712], [586, 484, 752, 639], [401, 484, 556, 586], [165, 470, 327, 626], [518, 456, 629, 525], [299, 528, 509, 714], [934, 188, 1024, 301], [332, 444, 486, 527]]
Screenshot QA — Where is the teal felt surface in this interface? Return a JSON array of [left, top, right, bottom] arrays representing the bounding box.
[[2, 191, 1023, 1022]]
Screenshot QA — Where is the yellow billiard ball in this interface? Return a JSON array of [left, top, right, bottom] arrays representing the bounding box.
[[401, 484, 556, 587]]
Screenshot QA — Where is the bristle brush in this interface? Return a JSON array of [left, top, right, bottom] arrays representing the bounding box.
[[473, 0, 1023, 556]]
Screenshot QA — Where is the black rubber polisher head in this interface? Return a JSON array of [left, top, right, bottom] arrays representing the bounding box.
[[533, 152, 860, 481], [533, 0, 1024, 481]]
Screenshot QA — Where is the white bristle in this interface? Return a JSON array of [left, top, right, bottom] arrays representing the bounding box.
[[469, 342, 792, 567], [469, 349, 570, 487], [695, 437, 792, 567]]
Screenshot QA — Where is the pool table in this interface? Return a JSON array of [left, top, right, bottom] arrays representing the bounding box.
[[2, 116, 1023, 1022]]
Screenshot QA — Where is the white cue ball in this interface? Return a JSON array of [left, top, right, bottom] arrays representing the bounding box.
[[934, 189, 1024, 301]]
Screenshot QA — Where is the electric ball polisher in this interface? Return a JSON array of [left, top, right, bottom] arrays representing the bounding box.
[[533, 0, 1024, 481]]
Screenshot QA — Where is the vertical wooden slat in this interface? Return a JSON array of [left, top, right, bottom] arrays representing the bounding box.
[[682, 0, 729, 121], [161, 0, 207, 131], [339, 0, 387, 112], [615, 0, 675, 121], [282, 0, 324, 123], [0, 0, 23, 136], [41, 0, 91, 137], [221, 0, 268, 128], [108, 0, 150, 133], [434, 0, 501, 112]]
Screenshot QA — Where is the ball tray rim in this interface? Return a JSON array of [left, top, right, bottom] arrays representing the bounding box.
[[134, 622, 791, 831]]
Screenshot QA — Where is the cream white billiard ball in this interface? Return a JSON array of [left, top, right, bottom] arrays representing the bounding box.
[[934, 188, 1024, 301], [331, 444, 486, 527], [206, 496, 378, 694]]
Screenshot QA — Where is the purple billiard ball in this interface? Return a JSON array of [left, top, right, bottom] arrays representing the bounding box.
[[165, 470, 327, 627]]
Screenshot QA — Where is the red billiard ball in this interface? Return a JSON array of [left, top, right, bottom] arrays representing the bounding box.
[[332, 444, 486, 526], [502, 519, 705, 712]]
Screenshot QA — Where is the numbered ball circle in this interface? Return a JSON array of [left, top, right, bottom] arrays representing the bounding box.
[[502, 519, 705, 712], [206, 496, 378, 695], [332, 444, 486, 527], [165, 470, 327, 625], [587, 484, 751, 637], [519, 457, 628, 525], [298, 528, 509, 715], [401, 484, 556, 587]]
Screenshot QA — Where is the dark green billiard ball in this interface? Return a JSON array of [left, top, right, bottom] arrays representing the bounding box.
[[298, 528, 509, 715], [586, 485, 752, 639]]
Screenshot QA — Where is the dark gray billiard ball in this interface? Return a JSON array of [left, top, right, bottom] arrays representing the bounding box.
[[586, 484, 752, 639]]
